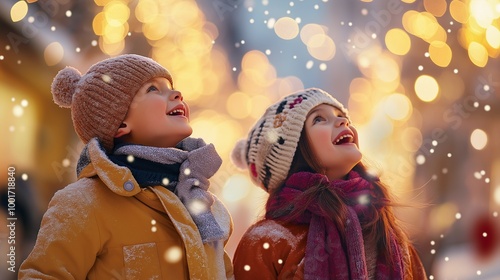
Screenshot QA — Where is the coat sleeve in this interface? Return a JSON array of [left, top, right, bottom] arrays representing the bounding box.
[[19, 184, 101, 279], [233, 221, 303, 280], [233, 229, 279, 279]]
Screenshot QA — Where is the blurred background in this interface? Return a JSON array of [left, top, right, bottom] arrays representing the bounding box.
[[1, 0, 499, 278]]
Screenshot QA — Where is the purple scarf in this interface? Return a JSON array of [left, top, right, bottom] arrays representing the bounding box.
[[266, 171, 405, 280]]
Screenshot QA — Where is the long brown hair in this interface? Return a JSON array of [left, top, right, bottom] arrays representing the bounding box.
[[266, 129, 410, 264]]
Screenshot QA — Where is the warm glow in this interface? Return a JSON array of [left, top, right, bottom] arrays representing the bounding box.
[[468, 42, 489, 67], [143, 17, 169, 40], [494, 187, 500, 205], [164, 246, 183, 263], [450, 0, 470, 23], [429, 41, 452, 67], [469, 0, 495, 28], [274, 17, 299, 40], [385, 28, 411, 55], [44, 42, 64, 66], [10, 1, 28, 22], [373, 55, 400, 83], [135, 0, 159, 23], [222, 174, 252, 202], [306, 34, 336, 61], [103, 23, 128, 44], [383, 93, 412, 121], [92, 12, 105, 36], [470, 129, 488, 150], [103, 1, 129, 26], [226, 92, 252, 119], [401, 127, 423, 152], [415, 75, 439, 102], [486, 25, 500, 49], [99, 37, 125, 55], [171, 1, 200, 27], [300, 24, 326, 45], [424, 0, 447, 17]]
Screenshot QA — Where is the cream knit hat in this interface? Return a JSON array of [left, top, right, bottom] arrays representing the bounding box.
[[231, 88, 350, 193], [52, 54, 171, 152]]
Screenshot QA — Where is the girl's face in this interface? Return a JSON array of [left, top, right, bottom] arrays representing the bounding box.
[[116, 77, 193, 148], [304, 104, 362, 180]]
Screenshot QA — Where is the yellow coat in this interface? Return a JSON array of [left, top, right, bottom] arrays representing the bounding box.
[[19, 139, 234, 279]]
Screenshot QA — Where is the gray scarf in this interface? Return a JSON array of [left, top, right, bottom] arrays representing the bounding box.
[[114, 137, 225, 243]]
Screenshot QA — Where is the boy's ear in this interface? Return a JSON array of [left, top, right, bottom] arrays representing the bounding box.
[[114, 123, 130, 138]]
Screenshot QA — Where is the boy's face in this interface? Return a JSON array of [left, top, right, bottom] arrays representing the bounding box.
[[304, 104, 362, 180], [116, 77, 192, 148]]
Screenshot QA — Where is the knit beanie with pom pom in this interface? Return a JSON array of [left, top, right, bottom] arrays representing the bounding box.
[[52, 54, 171, 152], [231, 88, 351, 193]]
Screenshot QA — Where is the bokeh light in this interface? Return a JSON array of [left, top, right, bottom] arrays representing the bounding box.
[[415, 75, 439, 102], [274, 17, 299, 40], [10, 1, 28, 22], [385, 28, 411, 56], [470, 129, 488, 150]]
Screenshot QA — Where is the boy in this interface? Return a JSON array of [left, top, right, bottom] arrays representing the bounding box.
[[19, 54, 234, 279]]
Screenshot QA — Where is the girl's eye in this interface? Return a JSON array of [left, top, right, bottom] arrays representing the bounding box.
[[147, 85, 158, 92], [312, 116, 325, 124]]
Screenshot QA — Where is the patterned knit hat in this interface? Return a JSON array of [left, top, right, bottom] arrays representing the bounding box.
[[231, 88, 350, 193], [52, 54, 171, 152]]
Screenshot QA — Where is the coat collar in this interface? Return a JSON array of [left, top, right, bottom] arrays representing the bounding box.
[[78, 138, 141, 197]]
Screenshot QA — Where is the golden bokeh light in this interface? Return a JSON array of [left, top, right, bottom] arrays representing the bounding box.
[[99, 37, 125, 55], [44, 42, 64, 66], [92, 12, 105, 36], [383, 93, 412, 121], [143, 17, 169, 41], [429, 41, 452, 67], [10, 1, 28, 22], [226, 92, 252, 119], [103, 0, 129, 26], [103, 23, 128, 44], [300, 24, 326, 45], [450, 0, 470, 23], [164, 246, 183, 263], [468, 41, 489, 66], [306, 34, 336, 61], [469, 0, 495, 28], [373, 55, 400, 83], [486, 25, 500, 48], [401, 127, 423, 152], [250, 94, 273, 119], [222, 174, 252, 202], [424, 0, 447, 17], [470, 129, 488, 150], [135, 0, 159, 23], [274, 17, 299, 40], [385, 28, 411, 56], [171, 0, 201, 28], [415, 75, 439, 102]]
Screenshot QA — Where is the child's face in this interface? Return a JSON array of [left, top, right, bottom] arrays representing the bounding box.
[[117, 77, 192, 148], [304, 104, 362, 180]]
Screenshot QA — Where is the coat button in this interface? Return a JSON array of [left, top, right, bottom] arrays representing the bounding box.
[[123, 180, 134, 191]]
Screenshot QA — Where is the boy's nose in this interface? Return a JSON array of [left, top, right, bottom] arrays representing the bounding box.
[[169, 90, 183, 101]]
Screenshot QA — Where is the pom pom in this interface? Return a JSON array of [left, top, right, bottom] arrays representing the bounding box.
[[231, 139, 248, 169], [51, 66, 81, 108]]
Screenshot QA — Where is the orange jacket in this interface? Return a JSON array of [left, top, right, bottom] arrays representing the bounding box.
[[19, 138, 234, 279], [233, 219, 427, 279]]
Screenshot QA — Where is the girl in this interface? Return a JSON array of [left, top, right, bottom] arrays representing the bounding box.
[[231, 88, 426, 279]]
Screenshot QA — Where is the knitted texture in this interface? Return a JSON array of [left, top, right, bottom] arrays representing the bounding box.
[[231, 88, 349, 193], [266, 171, 405, 279], [51, 54, 171, 152]]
